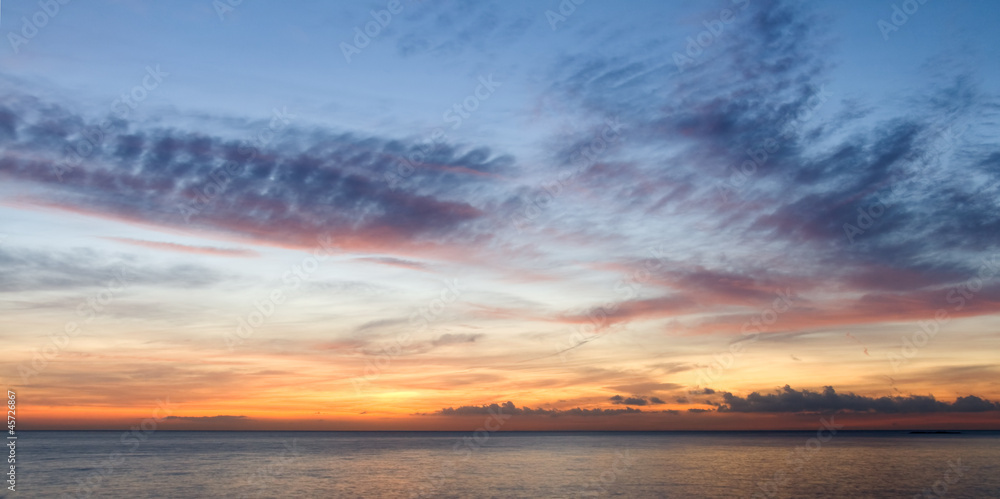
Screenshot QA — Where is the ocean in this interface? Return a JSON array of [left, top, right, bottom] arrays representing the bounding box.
[[9, 431, 1000, 498]]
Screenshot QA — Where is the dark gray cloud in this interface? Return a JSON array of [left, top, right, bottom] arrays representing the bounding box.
[[719, 385, 1000, 413], [428, 387, 1000, 419], [609, 394, 666, 406], [537, 0, 1000, 301], [545, 0, 826, 165], [429, 401, 655, 417], [0, 91, 514, 256]]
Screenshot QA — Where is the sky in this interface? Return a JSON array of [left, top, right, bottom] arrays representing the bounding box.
[[1, 0, 999, 431]]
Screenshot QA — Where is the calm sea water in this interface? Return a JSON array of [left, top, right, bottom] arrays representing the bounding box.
[[8, 431, 1000, 498]]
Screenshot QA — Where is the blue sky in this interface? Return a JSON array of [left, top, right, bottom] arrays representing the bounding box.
[[2, 0, 1000, 430]]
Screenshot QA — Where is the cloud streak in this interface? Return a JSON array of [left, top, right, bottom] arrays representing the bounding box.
[[0, 92, 514, 260], [103, 237, 259, 257]]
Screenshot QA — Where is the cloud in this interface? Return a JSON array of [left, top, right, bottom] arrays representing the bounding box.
[[0, 245, 227, 292], [568, 266, 1000, 334], [718, 385, 1000, 414], [609, 394, 666, 406], [534, 0, 1000, 324], [354, 256, 428, 271], [103, 237, 259, 257], [605, 382, 684, 393], [0, 91, 515, 259], [431, 333, 482, 346], [648, 362, 694, 375], [608, 395, 649, 405], [393, 2, 534, 59], [428, 401, 657, 417], [163, 415, 249, 422], [354, 318, 408, 334]]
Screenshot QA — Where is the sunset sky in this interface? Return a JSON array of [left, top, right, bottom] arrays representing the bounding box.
[[2, 0, 1000, 431]]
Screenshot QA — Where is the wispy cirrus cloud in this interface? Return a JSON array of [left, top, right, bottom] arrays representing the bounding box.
[[0, 245, 227, 292], [103, 237, 259, 257], [354, 256, 429, 271]]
